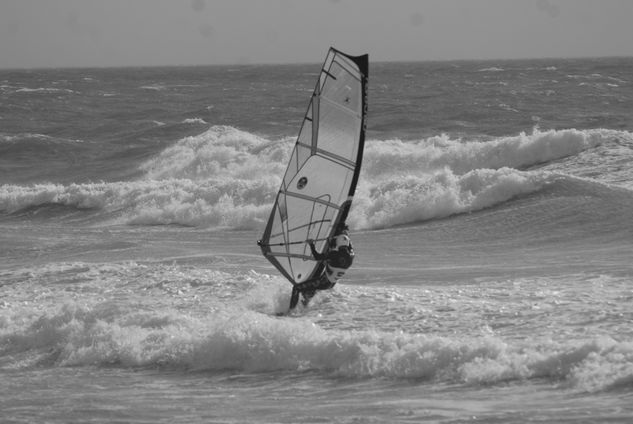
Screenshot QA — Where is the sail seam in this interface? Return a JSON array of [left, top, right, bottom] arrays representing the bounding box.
[[282, 191, 341, 210]]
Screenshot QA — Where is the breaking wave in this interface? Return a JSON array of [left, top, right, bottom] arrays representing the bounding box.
[[1, 263, 630, 393], [1, 126, 630, 229]]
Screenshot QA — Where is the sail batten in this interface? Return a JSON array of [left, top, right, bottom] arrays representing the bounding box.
[[258, 48, 368, 285]]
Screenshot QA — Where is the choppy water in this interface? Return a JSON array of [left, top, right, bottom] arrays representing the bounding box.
[[1, 56, 633, 423]]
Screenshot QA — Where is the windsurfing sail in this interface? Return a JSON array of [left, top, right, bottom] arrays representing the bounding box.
[[258, 47, 368, 285]]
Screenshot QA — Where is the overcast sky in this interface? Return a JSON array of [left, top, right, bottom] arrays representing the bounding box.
[[1, 0, 632, 68]]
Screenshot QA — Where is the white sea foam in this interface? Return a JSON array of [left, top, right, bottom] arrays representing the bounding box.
[[0, 179, 277, 228], [0, 133, 85, 144], [139, 84, 165, 91], [2, 269, 631, 391], [362, 128, 608, 177], [350, 167, 547, 229], [139, 125, 289, 181], [0, 126, 629, 229], [15, 87, 75, 94], [181, 118, 208, 125]]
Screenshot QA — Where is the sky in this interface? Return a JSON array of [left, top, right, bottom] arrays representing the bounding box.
[[1, 0, 633, 69]]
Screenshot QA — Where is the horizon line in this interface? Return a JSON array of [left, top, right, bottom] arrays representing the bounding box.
[[1, 54, 632, 72]]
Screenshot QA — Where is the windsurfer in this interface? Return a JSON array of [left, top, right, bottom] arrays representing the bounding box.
[[288, 224, 354, 311]]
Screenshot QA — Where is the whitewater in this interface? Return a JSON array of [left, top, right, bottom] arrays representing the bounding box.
[[1, 57, 633, 423], [2, 126, 628, 228]]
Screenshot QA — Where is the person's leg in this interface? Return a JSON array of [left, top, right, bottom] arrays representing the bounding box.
[[289, 285, 301, 310], [289, 278, 319, 310], [300, 289, 317, 306], [289, 268, 327, 311]]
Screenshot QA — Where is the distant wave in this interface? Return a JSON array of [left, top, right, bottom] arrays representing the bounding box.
[[139, 84, 165, 91], [478, 67, 504, 72], [181, 118, 208, 125], [1, 126, 631, 229], [15, 87, 75, 94], [1, 133, 51, 143], [0, 132, 85, 144]]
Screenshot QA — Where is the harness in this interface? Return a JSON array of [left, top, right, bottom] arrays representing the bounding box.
[[324, 263, 347, 285], [324, 245, 354, 285]]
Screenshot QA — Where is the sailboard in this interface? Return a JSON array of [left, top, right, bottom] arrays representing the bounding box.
[[258, 47, 368, 285]]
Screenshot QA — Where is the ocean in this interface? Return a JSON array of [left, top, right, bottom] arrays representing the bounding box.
[[1, 55, 633, 423]]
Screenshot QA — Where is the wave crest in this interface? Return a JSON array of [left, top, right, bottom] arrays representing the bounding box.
[[350, 167, 546, 229], [363, 128, 608, 178], [140, 125, 289, 181]]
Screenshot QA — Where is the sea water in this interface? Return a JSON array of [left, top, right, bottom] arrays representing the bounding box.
[[1, 57, 632, 423]]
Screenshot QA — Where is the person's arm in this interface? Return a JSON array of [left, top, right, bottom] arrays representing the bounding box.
[[308, 240, 326, 261]]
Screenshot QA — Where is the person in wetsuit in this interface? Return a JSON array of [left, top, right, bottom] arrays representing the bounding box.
[[288, 224, 354, 311]]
